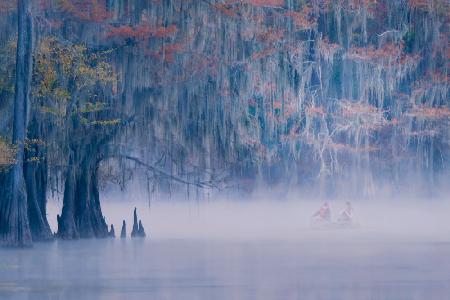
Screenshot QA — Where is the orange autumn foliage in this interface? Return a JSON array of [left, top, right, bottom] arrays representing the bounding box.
[[0, 138, 16, 170]]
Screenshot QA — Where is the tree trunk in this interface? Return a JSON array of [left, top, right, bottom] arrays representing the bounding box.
[[0, 0, 33, 247], [57, 155, 78, 239], [24, 118, 53, 241], [57, 150, 109, 239]]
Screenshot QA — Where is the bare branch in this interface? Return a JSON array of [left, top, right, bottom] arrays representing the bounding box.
[[110, 154, 221, 190]]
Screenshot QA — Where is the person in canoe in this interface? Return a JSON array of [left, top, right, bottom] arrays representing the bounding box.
[[338, 201, 353, 224], [312, 202, 331, 223]]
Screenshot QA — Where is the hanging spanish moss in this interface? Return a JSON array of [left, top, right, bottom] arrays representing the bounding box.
[[0, 0, 448, 245]]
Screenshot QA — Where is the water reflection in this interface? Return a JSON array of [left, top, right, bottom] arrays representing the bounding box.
[[0, 238, 449, 300]]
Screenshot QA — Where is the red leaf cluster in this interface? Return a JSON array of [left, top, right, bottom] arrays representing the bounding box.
[[58, 0, 112, 22], [257, 28, 285, 43], [106, 24, 178, 43], [306, 106, 326, 116], [316, 0, 378, 13], [408, 0, 432, 9], [429, 71, 449, 84], [213, 3, 237, 17], [145, 42, 184, 63], [248, 98, 257, 107], [246, 0, 284, 7], [0, 0, 16, 14], [348, 0, 378, 11], [273, 101, 282, 110], [408, 106, 450, 119], [346, 43, 403, 63], [340, 100, 379, 116], [285, 6, 316, 29], [252, 47, 277, 60], [152, 25, 178, 38], [319, 38, 341, 58]]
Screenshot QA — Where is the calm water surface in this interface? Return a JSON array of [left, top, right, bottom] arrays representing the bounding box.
[[0, 237, 449, 300]]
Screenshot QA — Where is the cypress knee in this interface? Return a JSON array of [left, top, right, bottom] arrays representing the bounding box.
[[131, 208, 139, 238], [120, 220, 126, 238], [108, 224, 115, 238], [138, 220, 146, 238]]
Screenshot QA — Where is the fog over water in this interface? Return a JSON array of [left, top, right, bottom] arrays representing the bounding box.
[[1, 197, 450, 300], [45, 195, 450, 241]]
